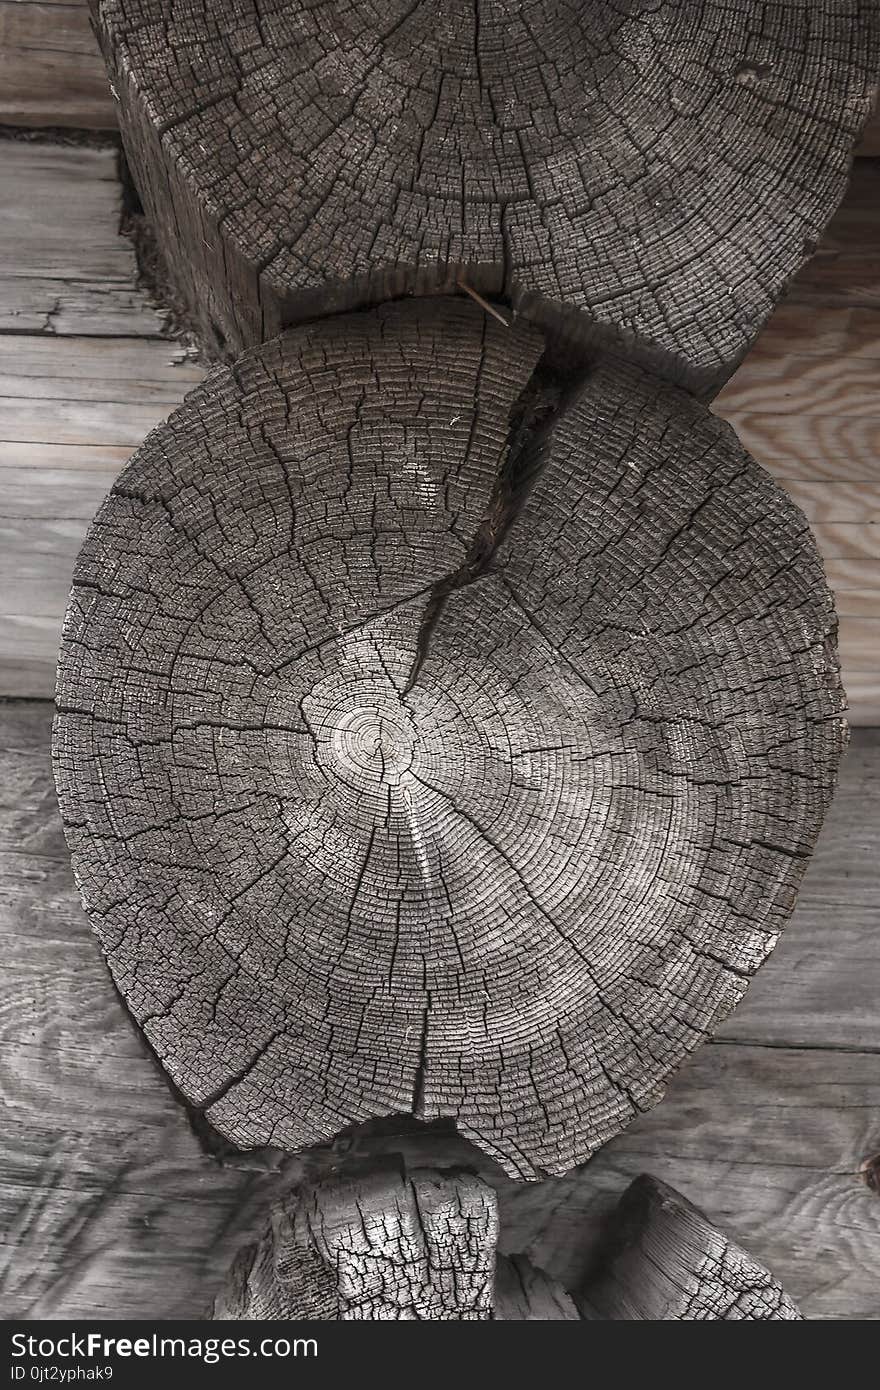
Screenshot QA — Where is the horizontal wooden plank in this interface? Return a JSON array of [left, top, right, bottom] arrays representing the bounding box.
[[0, 334, 199, 384], [838, 616, 880, 672], [0, 465, 117, 518], [825, 556, 880, 591], [745, 305, 880, 361], [0, 0, 116, 130], [840, 670, 880, 724], [0, 619, 62, 698], [0, 339, 202, 400], [811, 521, 880, 561], [0, 441, 133, 473], [0, 274, 164, 338], [0, 144, 129, 280], [831, 588, 880, 619], [717, 353, 880, 418], [722, 412, 880, 477], [0, 398, 175, 446]]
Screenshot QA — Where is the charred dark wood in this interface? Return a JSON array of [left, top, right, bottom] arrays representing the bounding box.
[[91, 0, 878, 382], [53, 298, 844, 1182], [580, 1175, 803, 1320]]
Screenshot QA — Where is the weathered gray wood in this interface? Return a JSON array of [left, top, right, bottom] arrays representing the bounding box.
[[0, 137, 205, 698], [92, 0, 879, 383], [0, 0, 117, 130], [1, 707, 878, 1318], [213, 1158, 586, 1321], [579, 1175, 802, 1319], [499, 1043, 880, 1321], [214, 1164, 501, 1320], [52, 297, 843, 1180], [4, 140, 878, 714], [0, 143, 162, 338]]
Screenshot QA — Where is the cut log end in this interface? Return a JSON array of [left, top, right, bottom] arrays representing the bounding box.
[[213, 1164, 500, 1320], [54, 298, 844, 1179], [93, 0, 879, 381], [580, 1175, 804, 1320], [212, 1162, 801, 1320]]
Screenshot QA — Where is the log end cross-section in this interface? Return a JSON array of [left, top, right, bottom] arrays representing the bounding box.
[[213, 1164, 500, 1320], [92, 0, 880, 380], [212, 1163, 801, 1320], [580, 1175, 804, 1319], [54, 298, 845, 1180]]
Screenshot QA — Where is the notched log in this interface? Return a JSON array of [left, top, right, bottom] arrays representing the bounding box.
[[580, 1175, 803, 1320], [91, 0, 879, 384]]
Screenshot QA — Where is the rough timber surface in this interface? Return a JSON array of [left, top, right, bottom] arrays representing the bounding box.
[[93, 0, 879, 380], [1, 706, 878, 1319], [0, 138, 203, 698], [580, 1174, 802, 1319], [1, 140, 878, 722], [0, 1, 116, 130], [213, 1165, 504, 1320], [52, 297, 844, 1180]]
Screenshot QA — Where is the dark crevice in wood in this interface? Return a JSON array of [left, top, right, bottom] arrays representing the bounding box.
[[0, 125, 120, 149], [405, 338, 594, 692], [860, 1153, 880, 1195], [116, 148, 202, 356], [710, 1037, 880, 1056]]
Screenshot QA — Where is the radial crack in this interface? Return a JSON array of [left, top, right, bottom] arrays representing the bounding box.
[[404, 341, 593, 692]]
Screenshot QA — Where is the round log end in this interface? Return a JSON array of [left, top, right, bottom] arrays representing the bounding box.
[[54, 298, 845, 1179], [94, 0, 879, 379]]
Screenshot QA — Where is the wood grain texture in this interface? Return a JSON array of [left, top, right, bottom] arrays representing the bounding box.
[[2, 140, 877, 718], [714, 159, 880, 726], [93, 0, 878, 382], [52, 298, 844, 1179], [0, 0, 117, 129], [0, 138, 203, 698], [0, 142, 165, 337], [579, 1175, 802, 1319], [213, 1165, 502, 1320], [1, 707, 877, 1319]]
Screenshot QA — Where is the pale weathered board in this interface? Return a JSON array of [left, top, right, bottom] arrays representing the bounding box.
[[714, 160, 880, 725], [0, 704, 877, 1319], [0, 138, 877, 715], [0, 0, 116, 129], [0, 138, 203, 696]]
